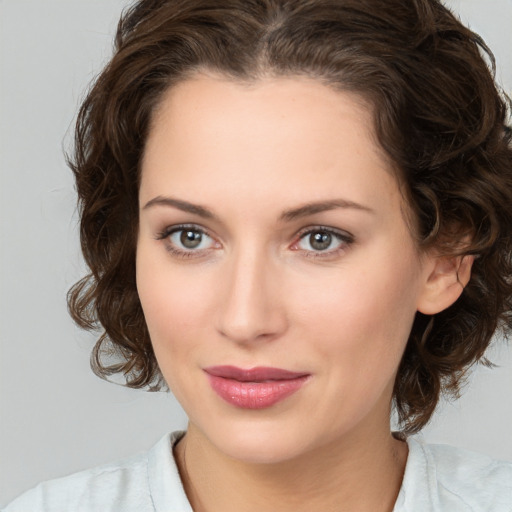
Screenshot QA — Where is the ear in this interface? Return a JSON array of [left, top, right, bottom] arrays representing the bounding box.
[[417, 253, 474, 315]]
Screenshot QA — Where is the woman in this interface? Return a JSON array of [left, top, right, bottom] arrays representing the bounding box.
[[4, 0, 512, 510]]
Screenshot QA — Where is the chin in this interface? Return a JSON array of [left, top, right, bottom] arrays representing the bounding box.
[[219, 438, 307, 465], [199, 419, 317, 465]]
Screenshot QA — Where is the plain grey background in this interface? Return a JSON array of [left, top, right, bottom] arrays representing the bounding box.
[[1, 0, 511, 506]]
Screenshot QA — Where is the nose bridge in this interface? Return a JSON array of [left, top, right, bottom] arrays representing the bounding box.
[[216, 242, 286, 344]]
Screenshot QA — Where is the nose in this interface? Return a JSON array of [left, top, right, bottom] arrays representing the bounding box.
[[215, 246, 288, 345]]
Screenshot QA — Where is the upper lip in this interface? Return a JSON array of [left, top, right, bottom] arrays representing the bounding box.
[[204, 365, 310, 382]]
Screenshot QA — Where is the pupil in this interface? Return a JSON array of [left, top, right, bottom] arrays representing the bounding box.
[[310, 232, 332, 251], [180, 230, 202, 249]]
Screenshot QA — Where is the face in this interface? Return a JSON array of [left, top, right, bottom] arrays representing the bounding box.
[[137, 75, 433, 463]]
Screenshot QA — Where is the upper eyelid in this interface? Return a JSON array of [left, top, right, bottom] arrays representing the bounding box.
[[157, 223, 211, 238], [295, 225, 354, 241]]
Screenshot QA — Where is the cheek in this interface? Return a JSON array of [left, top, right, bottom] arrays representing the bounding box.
[[288, 257, 420, 429], [136, 257, 219, 404], [136, 248, 215, 360], [292, 253, 420, 370]]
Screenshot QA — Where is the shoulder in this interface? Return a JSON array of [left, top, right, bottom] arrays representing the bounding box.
[[2, 432, 187, 512], [396, 438, 512, 511], [2, 452, 151, 512], [426, 441, 512, 508]]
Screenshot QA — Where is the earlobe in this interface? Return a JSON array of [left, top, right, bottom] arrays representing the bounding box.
[[417, 254, 474, 315]]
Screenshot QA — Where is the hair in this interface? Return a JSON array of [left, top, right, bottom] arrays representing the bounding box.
[[67, 0, 512, 435]]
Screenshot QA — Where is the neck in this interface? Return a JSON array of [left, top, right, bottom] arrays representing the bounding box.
[[174, 422, 408, 512]]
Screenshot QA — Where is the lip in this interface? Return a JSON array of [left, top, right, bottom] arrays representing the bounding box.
[[204, 366, 310, 409]]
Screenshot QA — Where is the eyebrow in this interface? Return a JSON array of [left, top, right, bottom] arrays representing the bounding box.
[[279, 199, 375, 222], [142, 196, 374, 221], [142, 196, 218, 219]]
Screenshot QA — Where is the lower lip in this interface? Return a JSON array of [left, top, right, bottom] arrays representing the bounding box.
[[206, 374, 309, 409]]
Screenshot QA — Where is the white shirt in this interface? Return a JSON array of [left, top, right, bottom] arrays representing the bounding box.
[[3, 431, 512, 511]]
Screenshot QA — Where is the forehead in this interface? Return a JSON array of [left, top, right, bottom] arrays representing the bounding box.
[[140, 74, 402, 220]]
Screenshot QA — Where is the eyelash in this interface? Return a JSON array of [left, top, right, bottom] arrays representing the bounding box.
[[155, 224, 354, 260]]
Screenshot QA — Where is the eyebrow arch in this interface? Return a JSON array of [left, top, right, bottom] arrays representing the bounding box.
[[280, 199, 375, 222], [142, 196, 217, 220]]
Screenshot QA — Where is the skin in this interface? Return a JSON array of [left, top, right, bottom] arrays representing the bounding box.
[[136, 74, 471, 512]]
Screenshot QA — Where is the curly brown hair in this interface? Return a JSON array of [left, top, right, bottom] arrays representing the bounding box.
[[67, 0, 512, 435]]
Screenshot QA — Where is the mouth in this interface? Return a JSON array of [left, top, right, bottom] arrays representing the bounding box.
[[203, 366, 311, 409]]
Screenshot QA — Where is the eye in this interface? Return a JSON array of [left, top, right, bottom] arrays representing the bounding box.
[[156, 224, 218, 256], [293, 227, 353, 255], [170, 228, 213, 250]]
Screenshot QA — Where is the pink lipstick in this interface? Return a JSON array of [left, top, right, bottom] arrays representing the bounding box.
[[204, 366, 310, 409]]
